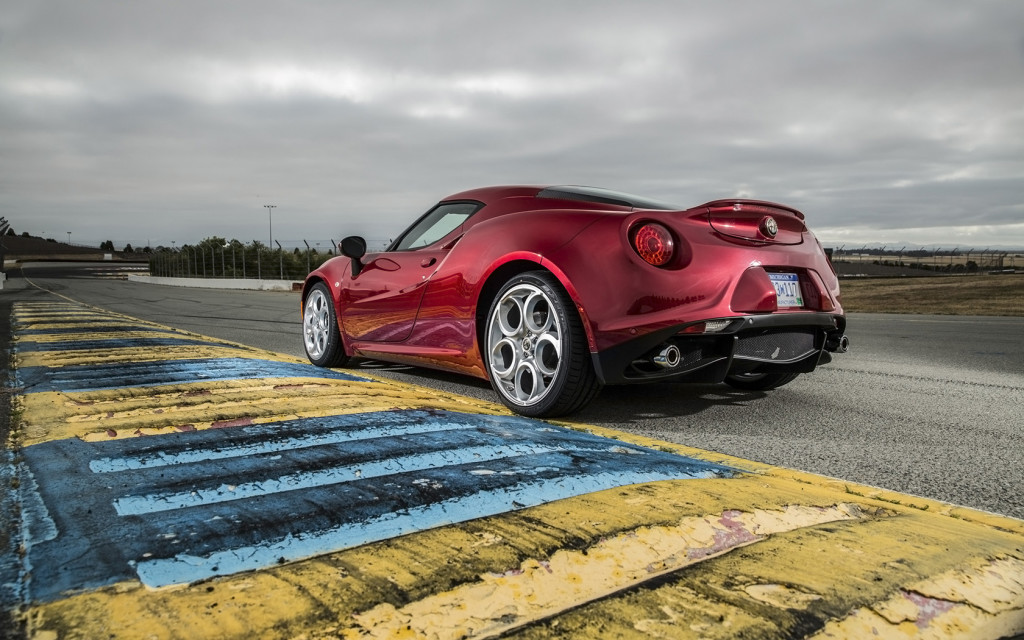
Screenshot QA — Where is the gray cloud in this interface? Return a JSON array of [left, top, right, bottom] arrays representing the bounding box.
[[2, 0, 1023, 249]]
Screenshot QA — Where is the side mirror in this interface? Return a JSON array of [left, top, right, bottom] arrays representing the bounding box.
[[340, 236, 367, 277]]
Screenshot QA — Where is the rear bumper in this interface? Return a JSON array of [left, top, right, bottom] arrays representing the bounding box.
[[591, 312, 846, 385]]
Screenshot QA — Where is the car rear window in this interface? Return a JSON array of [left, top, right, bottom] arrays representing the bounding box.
[[536, 186, 678, 210]]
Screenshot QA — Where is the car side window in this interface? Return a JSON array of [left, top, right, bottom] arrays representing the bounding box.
[[393, 201, 482, 251]]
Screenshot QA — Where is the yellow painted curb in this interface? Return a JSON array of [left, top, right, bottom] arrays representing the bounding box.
[[19, 376, 502, 445], [22, 476, 1024, 639], [9, 296, 1024, 639]]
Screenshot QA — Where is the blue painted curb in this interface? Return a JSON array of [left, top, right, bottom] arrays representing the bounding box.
[[16, 357, 374, 393], [20, 409, 736, 599]]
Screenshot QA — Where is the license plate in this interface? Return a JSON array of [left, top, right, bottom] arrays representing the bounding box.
[[769, 273, 804, 308]]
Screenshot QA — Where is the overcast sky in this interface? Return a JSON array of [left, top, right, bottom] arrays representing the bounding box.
[[2, 0, 1023, 251]]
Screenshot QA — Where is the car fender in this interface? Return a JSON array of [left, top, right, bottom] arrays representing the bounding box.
[[534, 257, 599, 352], [474, 250, 598, 352], [436, 209, 601, 298], [463, 211, 599, 313], [303, 255, 354, 307], [411, 211, 603, 366]]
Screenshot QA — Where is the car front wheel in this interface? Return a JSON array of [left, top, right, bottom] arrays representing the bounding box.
[[303, 282, 350, 368], [485, 271, 600, 417]]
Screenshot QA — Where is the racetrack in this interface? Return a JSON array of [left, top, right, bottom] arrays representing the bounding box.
[[16, 262, 1024, 520]]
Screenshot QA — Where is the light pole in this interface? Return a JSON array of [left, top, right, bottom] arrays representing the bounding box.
[[264, 205, 276, 248], [67, 231, 71, 245]]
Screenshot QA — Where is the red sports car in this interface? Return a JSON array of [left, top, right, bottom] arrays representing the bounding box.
[[302, 185, 848, 417]]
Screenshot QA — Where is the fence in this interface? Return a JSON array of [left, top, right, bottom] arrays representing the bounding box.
[[829, 247, 1019, 273], [148, 239, 338, 281]]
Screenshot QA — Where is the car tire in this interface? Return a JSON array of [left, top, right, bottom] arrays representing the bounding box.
[[485, 271, 601, 417], [302, 282, 350, 368], [724, 372, 799, 391]]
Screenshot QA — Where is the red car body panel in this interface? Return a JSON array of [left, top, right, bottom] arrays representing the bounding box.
[[303, 185, 845, 385]]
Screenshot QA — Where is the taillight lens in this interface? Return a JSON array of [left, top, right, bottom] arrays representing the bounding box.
[[632, 222, 675, 266]]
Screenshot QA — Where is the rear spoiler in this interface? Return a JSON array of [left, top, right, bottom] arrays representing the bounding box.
[[700, 199, 806, 221]]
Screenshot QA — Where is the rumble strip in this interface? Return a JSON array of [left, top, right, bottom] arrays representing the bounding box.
[[4, 299, 1024, 639]]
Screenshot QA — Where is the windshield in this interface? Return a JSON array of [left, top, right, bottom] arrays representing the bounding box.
[[392, 201, 483, 251]]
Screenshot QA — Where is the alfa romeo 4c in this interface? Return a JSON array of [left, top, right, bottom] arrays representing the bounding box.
[[302, 185, 848, 417]]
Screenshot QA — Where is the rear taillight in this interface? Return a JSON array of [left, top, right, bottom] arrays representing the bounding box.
[[631, 222, 675, 266]]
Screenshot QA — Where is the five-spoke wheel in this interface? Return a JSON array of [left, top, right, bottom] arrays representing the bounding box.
[[485, 271, 600, 417], [303, 282, 349, 368]]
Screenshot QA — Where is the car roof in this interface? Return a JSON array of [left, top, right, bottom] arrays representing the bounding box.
[[441, 185, 680, 210], [441, 185, 544, 203]]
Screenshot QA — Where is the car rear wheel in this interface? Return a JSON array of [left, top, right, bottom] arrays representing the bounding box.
[[724, 372, 799, 391], [303, 282, 350, 368], [485, 271, 601, 417]]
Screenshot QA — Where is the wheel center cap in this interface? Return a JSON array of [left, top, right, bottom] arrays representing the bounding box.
[[522, 337, 533, 352]]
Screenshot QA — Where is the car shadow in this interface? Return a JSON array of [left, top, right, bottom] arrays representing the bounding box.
[[574, 383, 770, 424], [349, 359, 495, 400], [350, 358, 769, 422]]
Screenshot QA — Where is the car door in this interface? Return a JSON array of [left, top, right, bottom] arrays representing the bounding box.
[[340, 201, 481, 343]]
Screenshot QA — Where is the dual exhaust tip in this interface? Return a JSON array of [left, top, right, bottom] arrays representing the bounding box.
[[653, 344, 682, 369], [831, 335, 851, 353]]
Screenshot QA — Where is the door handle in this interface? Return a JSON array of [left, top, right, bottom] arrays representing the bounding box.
[[421, 257, 437, 267]]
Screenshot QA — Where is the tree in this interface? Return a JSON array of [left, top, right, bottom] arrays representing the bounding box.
[[124, 243, 134, 253], [198, 236, 227, 248], [100, 240, 115, 251]]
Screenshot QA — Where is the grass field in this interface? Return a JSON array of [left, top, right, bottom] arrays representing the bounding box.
[[838, 274, 1024, 316]]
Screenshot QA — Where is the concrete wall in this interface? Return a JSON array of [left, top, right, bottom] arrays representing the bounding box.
[[128, 274, 301, 291]]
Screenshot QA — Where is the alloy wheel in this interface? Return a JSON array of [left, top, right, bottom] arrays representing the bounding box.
[[486, 282, 563, 407], [303, 288, 332, 360]]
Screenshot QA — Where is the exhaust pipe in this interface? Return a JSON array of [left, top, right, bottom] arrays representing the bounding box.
[[653, 344, 682, 369], [826, 334, 850, 353]]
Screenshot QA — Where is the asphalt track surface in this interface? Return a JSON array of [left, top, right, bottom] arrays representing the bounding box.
[[16, 262, 1024, 520]]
